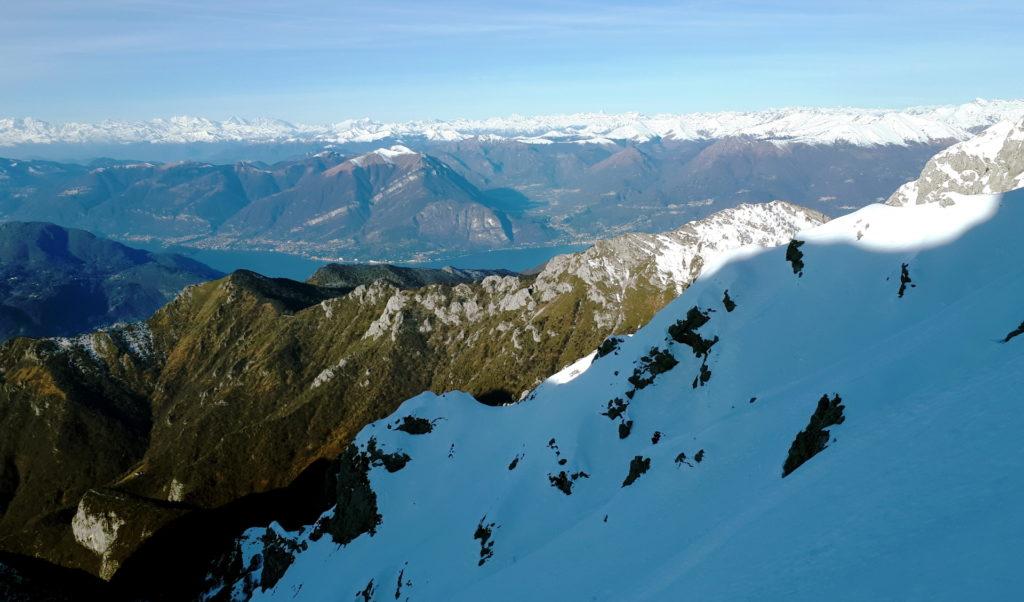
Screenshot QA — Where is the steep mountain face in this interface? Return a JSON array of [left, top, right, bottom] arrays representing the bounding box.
[[0, 203, 824, 593], [0, 221, 221, 341], [427, 137, 942, 236], [888, 116, 1024, 206], [215, 146, 553, 256], [213, 188, 1024, 601], [0, 551, 111, 601]]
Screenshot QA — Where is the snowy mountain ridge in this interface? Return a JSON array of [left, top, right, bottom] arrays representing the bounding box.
[[341, 201, 825, 351], [210, 183, 1024, 601], [4, 99, 1024, 148], [888, 115, 1024, 206], [538, 200, 827, 303]]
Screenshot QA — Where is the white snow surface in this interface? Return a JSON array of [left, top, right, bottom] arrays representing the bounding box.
[[5, 99, 1024, 147], [348, 145, 419, 167], [372, 144, 416, 158], [220, 188, 1024, 601], [543, 351, 597, 386]]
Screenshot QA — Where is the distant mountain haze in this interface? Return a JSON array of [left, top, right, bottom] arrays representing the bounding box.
[[0, 142, 968, 261], [1, 100, 1022, 263], [0, 222, 221, 341], [3, 100, 1023, 147]]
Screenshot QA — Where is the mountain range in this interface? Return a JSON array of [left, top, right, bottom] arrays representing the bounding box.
[[4, 99, 1024, 148], [0, 138, 968, 261], [0, 147, 556, 259]]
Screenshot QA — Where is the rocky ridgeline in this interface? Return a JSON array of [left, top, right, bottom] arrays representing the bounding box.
[[364, 201, 827, 342], [888, 116, 1024, 207]]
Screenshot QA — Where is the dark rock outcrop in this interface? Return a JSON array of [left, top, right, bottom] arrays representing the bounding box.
[[782, 394, 845, 477], [622, 456, 652, 487], [785, 240, 805, 276]]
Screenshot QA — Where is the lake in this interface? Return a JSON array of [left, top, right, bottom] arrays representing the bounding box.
[[141, 243, 591, 281]]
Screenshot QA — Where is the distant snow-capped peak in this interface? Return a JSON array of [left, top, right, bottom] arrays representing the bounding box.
[[373, 144, 417, 159], [348, 145, 419, 167], [4, 99, 1024, 148]]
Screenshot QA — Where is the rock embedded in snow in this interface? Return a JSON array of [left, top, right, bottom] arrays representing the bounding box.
[[781, 394, 846, 477], [621, 456, 652, 487]]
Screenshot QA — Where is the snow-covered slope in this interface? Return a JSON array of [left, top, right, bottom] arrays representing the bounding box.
[[347, 145, 418, 167], [537, 201, 827, 305], [888, 116, 1024, 206], [5, 99, 1024, 148], [210, 189, 1024, 600]]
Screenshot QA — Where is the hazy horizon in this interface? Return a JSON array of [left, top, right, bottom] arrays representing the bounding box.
[[5, 97, 1024, 126]]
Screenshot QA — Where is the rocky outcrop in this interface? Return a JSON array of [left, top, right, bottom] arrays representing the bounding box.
[[887, 117, 1024, 207], [782, 394, 846, 477], [72, 489, 189, 580]]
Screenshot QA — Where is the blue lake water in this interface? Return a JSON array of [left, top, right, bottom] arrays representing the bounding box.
[[140, 243, 591, 281]]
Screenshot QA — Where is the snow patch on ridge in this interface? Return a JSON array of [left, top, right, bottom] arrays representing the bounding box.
[[349, 145, 419, 167], [545, 351, 597, 385]]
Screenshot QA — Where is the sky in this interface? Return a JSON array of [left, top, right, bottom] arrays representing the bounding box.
[[2, 0, 1023, 123]]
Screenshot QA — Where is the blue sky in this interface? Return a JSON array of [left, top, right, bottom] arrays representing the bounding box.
[[2, 0, 1022, 122]]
